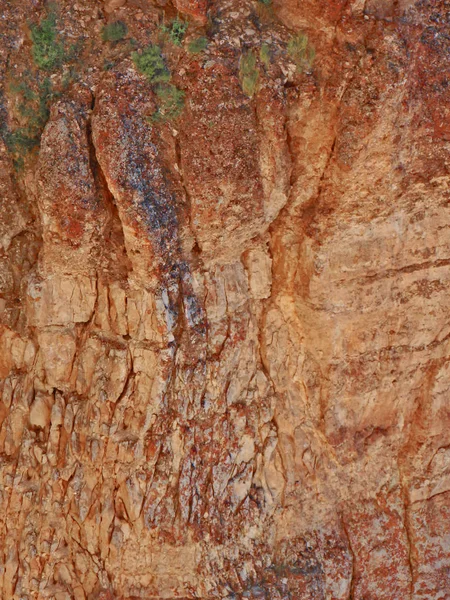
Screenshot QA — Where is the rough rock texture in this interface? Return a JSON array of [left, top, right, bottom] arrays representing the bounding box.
[[0, 0, 450, 598]]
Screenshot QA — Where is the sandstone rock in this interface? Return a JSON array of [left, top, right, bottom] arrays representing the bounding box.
[[27, 274, 97, 327], [37, 328, 77, 389], [173, 0, 208, 25], [29, 393, 52, 428], [0, 0, 449, 597], [0, 143, 27, 252], [104, 0, 127, 13]]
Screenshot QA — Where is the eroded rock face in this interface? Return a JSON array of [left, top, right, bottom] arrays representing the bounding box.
[[0, 0, 449, 598]]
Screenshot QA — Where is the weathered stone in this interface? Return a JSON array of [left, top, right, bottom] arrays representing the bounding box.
[[0, 0, 449, 597], [174, 0, 208, 24]]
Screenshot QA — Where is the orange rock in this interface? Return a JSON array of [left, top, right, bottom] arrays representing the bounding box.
[[174, 0, 208, 25], [0, 0, 450, 597]]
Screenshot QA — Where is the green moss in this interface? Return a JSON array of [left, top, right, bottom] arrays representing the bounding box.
[[287, 32, 315, 72], [102, 21, 127, 42], [239, 51, 259, 97], [162, 17, 188, 46], [152, 84, 185, 121], [132, 45, 171, 83], [31, 12, 66, 71], [188, 36, 208, 54]]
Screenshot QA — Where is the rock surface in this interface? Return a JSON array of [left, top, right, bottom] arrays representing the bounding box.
[[0, 0, 450, 598]]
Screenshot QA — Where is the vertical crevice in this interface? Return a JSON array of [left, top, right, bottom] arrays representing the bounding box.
[[85, 98, 132, 281], [174, 132, 203, 266], [341, 514, 356, 600]]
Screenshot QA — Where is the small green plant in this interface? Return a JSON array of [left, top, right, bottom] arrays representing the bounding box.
[[132, 46, 185, 122], [287, 32, 315, 72], [30, 12, 66, 71], [152, 84, 185, 121], [132, 45, 171, 83], [259, 0, 272, 5], [260, 43, 271, 67], [188, 36, 208, 54], [4, 76, 54, 162], [5, 129, 40, 154], [162, 17, 188, 46], [9, 81, 36, 101], [102, 21, 127, 42], [239, 50, 259, 97]]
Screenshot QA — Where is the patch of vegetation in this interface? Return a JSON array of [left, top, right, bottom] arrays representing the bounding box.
[[161, 17, 188, 46], [102, 20, 127, 42], [3, 5, 84, 170], [287, 32, 315, 72], [152, 84, 185, 122], [259, 0, 272, 5], [239, 50, 259, 97], [260, 43, 271, 67], [188, 36, 208, 54], [31, 11, 66, 71], [9, 81, 37, 101], [5, 129, 40, 154], [132, 45, 185, 122], [132, 45, 171, 83], [4, 76, 54, 166]]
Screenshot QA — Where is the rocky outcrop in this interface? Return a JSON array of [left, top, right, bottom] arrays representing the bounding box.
[[0, 0, 449, 598]]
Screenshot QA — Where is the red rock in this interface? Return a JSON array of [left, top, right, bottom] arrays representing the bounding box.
[[174, 0, 208, 25]]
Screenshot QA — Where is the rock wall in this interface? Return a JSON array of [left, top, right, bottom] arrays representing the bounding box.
[[0, 0, 450, 597]]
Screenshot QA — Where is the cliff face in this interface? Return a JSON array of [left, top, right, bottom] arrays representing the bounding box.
[[1, 0, 450, 598]]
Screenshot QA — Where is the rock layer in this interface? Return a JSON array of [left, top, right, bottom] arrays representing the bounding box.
[[0, 0, 450, 598]]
